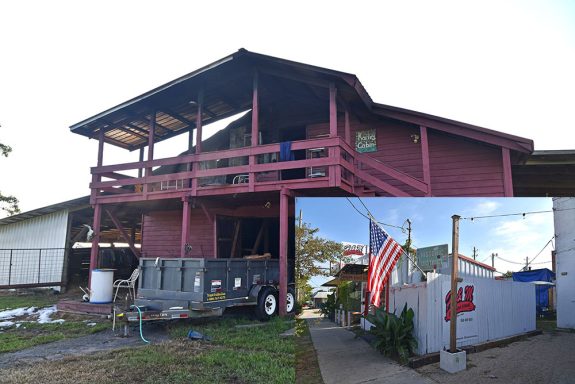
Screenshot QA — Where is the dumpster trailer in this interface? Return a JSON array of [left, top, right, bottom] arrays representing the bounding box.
[[121, 257, 295, 322]]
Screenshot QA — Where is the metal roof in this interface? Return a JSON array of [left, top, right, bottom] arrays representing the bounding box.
[[0, 196, 90, 226]]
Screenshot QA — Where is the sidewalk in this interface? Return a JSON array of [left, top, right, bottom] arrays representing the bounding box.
[[301, 309, 432, 384]]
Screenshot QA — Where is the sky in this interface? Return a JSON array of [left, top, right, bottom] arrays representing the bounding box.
[[296, 197, 555, 289], [1, 1, 574, 216]]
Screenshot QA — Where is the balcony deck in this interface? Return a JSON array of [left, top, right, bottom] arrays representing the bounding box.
[[90, 137, 429, 204]]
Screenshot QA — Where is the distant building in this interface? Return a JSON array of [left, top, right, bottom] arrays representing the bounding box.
[[312, 291, 332, 308]]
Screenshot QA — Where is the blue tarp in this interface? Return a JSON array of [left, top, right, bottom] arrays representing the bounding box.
[[512, 268, 555, 314]]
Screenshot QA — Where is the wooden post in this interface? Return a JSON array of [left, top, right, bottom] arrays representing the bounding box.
[[278, 188, 290, 316], [97, 128, 105, 167], [450, 214, 461, 353], [329, 83, 337, 137], [138, 148, 144, 178], [195, 90, 203, 154], [88, 203, 102, 289], [249, 71, 259, 193], [145, 111, 156, 194], [344, 108, 351, 145], [420, 126, 431, 196], [502, 147, 514, 197], [181, 198, 191, 258]]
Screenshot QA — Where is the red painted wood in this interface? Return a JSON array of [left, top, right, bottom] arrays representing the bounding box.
[[138, 148, 144, 178], [142, 210, 214, 259], [147, 111, 156, 171], [88, 203, 102, 290], [181, 199, 191, 257], [420, 126, 431, 196], [195, 90, 203, 154], [329, 84, 337, 137], [344, 109, 351, 145], [278, 188, 289, 316], [502, 147, 514, 197], [97, 129, 104, 167], [428, 131, 505, 196]]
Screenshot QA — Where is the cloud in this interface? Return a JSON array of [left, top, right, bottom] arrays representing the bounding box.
[[470, 200, 501, 216]]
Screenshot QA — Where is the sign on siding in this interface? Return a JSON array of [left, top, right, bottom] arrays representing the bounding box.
[[355, 129, 377, 153], [442, 281, 479, 347], [416, 244, 448, 272]]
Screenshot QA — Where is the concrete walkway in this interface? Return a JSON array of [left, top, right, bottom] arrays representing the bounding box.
[[301, 309, 432, 384]]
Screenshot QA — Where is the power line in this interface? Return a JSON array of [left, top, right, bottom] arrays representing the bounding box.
[[527, 236, 555, 266], [462, 206, 575, 221], [344, 197, 406, 231]]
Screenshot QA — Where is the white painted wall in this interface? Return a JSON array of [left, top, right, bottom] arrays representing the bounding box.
[[363, 272, 535, 355], [0, 210, 69, 286], [553, 197, 575, 329]]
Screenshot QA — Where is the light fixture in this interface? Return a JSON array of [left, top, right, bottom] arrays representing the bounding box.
[[410, 134, 420, 144]]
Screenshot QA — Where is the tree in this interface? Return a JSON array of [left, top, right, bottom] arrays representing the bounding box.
[[1, 126, 20, 215], [295, 222, 343, 302]]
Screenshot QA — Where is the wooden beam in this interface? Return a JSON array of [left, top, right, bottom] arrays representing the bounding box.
[[230, 220, 241, 258], [97, 129, 105, 167], [88, 203, 102, 290], [251, 220, 266, 254], [502, 147, 514, 197], [329, 83, 338, 137], [278, 188, 289, 316], [105, 209, 141, 258], [249, 70, 259, 193], [259, 66, 330, 89], [181, 198, 191, 257], [344, 108, 351, 145], [420, 126, 431, 196], [161, 108, 195, 127], [450, 215, 461, 353], [195, 90, 204, 154]]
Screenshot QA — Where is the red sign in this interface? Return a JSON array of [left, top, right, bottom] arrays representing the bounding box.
[[444, 285, 476, 322], [342, 243, 365, 256]]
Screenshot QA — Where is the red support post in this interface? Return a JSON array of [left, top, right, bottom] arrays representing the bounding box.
[[181, 198, 191, 258], [344, 108, 351, 145], [195, 90, 203, 154], [145, 111, 156, 194], [329, 83, 337, 137], [278, 188, 289, 316], [502, 147, 514, 197], [249, 71, 259, 193], [88, 203, 102, 290], [420, 126, 431, 196]]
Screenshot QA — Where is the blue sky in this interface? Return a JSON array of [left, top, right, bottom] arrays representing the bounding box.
[[297, 198, 555, 289]]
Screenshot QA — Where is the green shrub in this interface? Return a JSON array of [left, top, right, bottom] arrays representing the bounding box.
[[319, 293, 336, 320], [366, 303, 418, 364]]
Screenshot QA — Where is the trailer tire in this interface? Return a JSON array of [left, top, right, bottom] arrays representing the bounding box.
[[255, 287, 278, 321], [286, 287, 296, 314]]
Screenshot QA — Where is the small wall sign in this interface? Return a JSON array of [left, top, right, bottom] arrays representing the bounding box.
[[355, 129, 377, 153]]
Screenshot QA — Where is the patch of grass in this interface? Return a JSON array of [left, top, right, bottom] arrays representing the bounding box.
[[0, 316, 295, 384], [0, 321, 109, 353], [295, 319, 324, 384], [537, 319, 557, 333], [0, 293, 59, 311]]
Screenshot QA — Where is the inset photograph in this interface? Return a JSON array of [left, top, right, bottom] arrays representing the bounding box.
[[296, 197, 574, 384]]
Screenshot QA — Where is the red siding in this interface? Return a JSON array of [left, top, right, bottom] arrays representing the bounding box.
[[142, 210, 215, 258], [428, 132, 504, 196]]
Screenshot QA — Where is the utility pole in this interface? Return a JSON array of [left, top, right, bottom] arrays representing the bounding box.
[[491, 253, 496, 269], [405, 219, 412, 283], [450, 215, 461, 354], [298, 209, 303, 228], [472, 247, 478, 260], [525, 256, 529, 271]]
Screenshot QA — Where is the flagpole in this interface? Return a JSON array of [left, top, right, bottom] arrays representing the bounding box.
[[364, 217, 372, 317]]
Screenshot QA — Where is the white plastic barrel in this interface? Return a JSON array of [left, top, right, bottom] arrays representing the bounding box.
[[90, 269, 114, 304]]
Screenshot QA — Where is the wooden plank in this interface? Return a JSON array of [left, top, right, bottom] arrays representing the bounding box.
[[420, 126, 431, 196], [278, 188, 289, 316], [104, 209, 141, 258], [181, 199, 191, 257], [502, 147, 514, 197]]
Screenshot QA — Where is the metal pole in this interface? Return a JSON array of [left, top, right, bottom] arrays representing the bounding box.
[[8, 250, 13, 286], [38, 249, 42, 284], [450, 214, 461, 353]]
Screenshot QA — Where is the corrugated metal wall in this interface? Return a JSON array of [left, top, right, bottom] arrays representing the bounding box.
[[0, 210, 69, 249], [0, 210, 69, 286]]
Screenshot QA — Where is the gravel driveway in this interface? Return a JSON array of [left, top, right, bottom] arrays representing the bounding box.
[[417, 331, 575, 384]]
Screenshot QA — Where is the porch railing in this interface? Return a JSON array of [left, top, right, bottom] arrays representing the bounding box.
[[90, 137, 428, 203]]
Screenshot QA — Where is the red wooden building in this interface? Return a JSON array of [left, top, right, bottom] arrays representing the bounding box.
[[70, 49, 534, 314]]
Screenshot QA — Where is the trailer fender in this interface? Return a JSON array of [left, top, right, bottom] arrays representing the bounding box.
[[248, 284, 274, 299]]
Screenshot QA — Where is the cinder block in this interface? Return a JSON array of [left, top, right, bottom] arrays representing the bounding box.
[[440, 349, 466, 373]]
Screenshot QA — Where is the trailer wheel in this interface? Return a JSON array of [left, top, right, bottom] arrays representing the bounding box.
[[286, 287, 296, 314], [255, 287, 278, 321]]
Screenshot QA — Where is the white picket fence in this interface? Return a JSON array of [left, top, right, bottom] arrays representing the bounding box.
[[363, 272, 536, 355]]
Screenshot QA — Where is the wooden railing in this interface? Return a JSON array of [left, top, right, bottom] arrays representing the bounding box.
[[90, 137, 428, 203]]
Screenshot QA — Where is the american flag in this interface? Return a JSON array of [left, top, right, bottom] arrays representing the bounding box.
[[367, 219, 405, 308]]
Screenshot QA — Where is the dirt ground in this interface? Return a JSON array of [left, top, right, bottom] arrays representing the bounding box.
[[417, 331, 575, 384]]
